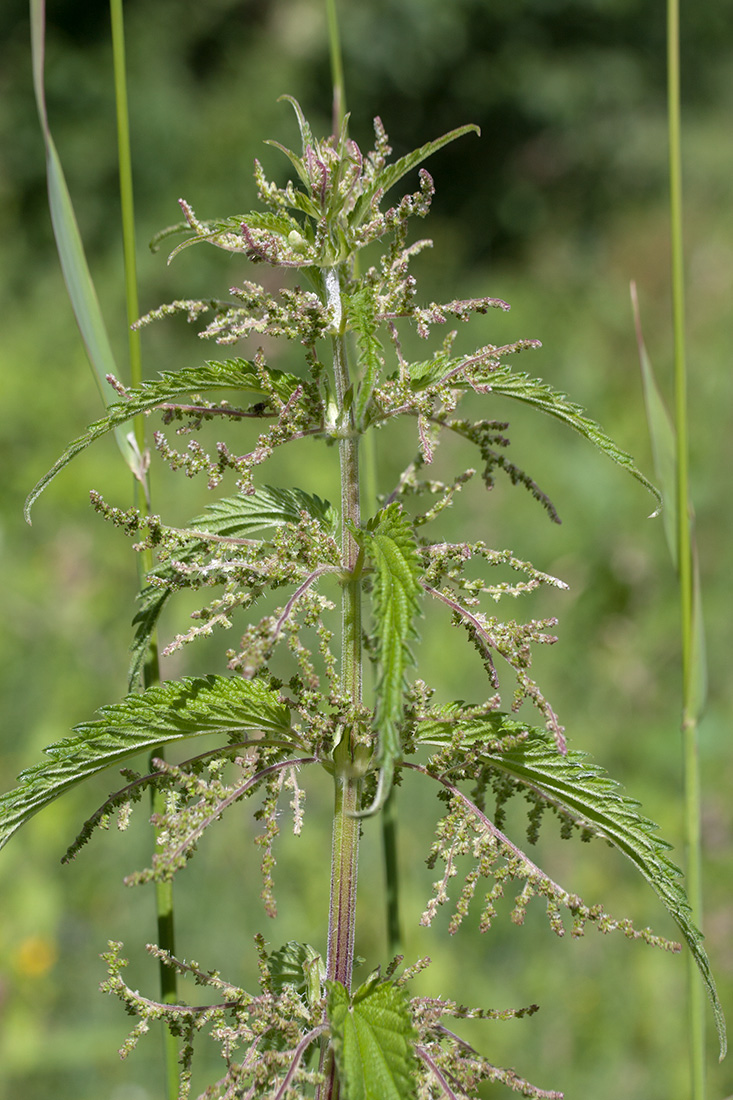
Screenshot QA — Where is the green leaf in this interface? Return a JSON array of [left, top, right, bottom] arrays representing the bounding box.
[[469, 730, 726, 1057], [405, 352, 454, 392], [353, 124, 480, 227], [128, 487, 337, 687], [268, 941, 324, 1002], [129, 588, 171, 691], [357, 504, 422, 814], [631, 282, 677, 558], [0, 676, 292, 852], [265, 135, 310, 181], [631, 284, 707, 718], [327, 978, 417, 1100], [188, 486, 338, 540], [25, 360, 301, 522], [168, 208, 308, 260], [278, 94, 316, 157], [484, 365, 662, 515], [347, 287, 384, 428], [413, 707, 536, 750], [30, 0, 138, 476]]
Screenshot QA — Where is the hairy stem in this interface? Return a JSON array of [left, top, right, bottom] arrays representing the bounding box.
[[325, 21, 402, 953], [329, 271, 361, 990], [326, 760, 361, 988], [319, 270, 362, 1100]]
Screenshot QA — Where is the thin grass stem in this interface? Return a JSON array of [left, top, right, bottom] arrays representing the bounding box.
[[325, 0, 347, 137], [667, 1, 706, 1094], [110, 4, 178, 1095]]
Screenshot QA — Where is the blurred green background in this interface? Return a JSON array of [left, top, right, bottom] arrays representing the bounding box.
[[1, 0, 731, 1097]]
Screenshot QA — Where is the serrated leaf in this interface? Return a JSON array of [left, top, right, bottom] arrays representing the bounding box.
[[404, 351, 660, 515], [485, 365, 662, 515], [25, 360, 301, 522], [347, 287, 384, 428], [468, 730, 725, 1057], [405, 352, 453, 392], [268, 941, 324, 999], [413, 707, 535, 749], [327, 978, 417, 1100], [353, 124, 480, 227], [168, 208, 308, 260], [0, 676, 292, 852], [129, 588, 172, 691], [201, 210, 304, 240], [189, 486, 338, 539], [30, 0, 138, 475], [128, 487, 337, 687], [357, 504, 422, 814]]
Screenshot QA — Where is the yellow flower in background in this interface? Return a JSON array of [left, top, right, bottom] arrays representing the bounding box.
[[14, 935, 57, 979]]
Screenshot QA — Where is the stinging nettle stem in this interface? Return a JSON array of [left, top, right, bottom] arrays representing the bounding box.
[[319, 262, 363, 1100], [326, 262, 362, 993]]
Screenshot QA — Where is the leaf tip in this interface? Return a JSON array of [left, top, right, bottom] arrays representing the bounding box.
[[24, 486, 39, 525]]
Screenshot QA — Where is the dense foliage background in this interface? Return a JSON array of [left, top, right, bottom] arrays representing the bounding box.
[[1, 0, 731, 1097]]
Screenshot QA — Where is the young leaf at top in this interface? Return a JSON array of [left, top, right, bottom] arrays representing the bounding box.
[[327, 976, 417, 1100], [357, 503, 422, 814], [0, 676, 293, 852], [352, 124, 480, 228]]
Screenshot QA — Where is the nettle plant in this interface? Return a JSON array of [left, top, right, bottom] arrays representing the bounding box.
[[4, 100, 724, 1098]]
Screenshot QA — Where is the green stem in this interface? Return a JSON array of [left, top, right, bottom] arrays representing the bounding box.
[[110, 4, 178, 1094], [324, 3, 403, 958], [667, 1, 705, 1093], [326, 757, 361, 989], [329, 274, 361, 992], [318, 272, 362, 1100], [150, 779, 180, 1100], [382, 785, 403, 959]]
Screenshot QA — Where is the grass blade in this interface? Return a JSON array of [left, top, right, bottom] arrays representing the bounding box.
[[29, 0, 139, 476], [631, 281, 678, 563]]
